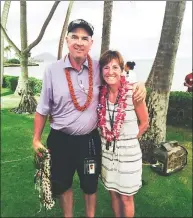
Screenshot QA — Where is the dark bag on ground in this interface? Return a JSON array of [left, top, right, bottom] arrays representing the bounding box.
[[140, 139, 159, 164], [150, 140, 188, 176]]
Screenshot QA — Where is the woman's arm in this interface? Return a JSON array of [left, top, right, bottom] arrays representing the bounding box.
[[133, 99, 149, 138]]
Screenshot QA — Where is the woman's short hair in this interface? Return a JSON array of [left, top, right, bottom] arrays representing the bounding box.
[[99, 50, 124, 84], [126, 61, 136, 70]]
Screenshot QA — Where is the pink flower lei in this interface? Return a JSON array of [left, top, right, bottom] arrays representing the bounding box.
[[98, 76, 130, 142]]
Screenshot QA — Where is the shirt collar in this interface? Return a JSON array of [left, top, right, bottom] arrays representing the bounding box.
[[62, 54, 89, 69]]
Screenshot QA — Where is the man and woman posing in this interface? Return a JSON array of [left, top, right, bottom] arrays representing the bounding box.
[[33, 19, 149, 217]]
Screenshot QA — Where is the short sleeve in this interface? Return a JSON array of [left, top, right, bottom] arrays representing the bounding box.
[[36, 65, 53, 115]]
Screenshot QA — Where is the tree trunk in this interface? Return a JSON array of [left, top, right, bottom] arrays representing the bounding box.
[[12, 0, 37, 114], [140, 1, 186, 163], [57, 1, 74, 60], [15, 0, 28, 96], [145, 62, 155, 89], [18, 55, 37, 113], [12, 54, 37, 114], [100, 1, 113, 55], [1, 1, 11, 87]]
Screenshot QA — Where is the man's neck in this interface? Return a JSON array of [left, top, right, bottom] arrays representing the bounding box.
[[68, 54, 86, 72]]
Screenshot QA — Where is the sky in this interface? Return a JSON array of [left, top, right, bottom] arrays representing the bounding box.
[[1, 1, 192, 60]]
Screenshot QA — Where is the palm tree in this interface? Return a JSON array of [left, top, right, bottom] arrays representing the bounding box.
[[57, 1, 74, 60], [1, 0, 61, 113], [140, 1, 186, 156], [145, 62, 155, 88], [1, 1, 11, 87], [100, 1, 113, 55]]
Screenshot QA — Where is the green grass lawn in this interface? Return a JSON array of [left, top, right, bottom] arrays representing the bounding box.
[[1, 88, 192, 217], [1, 88, 14, 97]]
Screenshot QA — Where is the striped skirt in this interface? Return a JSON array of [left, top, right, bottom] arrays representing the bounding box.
[[100, 136, 142, 196]]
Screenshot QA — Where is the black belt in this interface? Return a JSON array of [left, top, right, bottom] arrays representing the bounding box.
[[50, 128, 98, 137]]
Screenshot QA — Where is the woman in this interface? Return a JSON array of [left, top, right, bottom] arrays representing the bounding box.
[[124, 61, 137, 84], [98, 50, 149, 217]]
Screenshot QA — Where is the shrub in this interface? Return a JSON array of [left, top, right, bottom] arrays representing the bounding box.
[[28, 77, 42, 94], [2, 75, 19, 91], [167, 91, 192, 128], [3, 75, 42, 94], [146, 90, 192, 128], [6, 58, 20, 64]]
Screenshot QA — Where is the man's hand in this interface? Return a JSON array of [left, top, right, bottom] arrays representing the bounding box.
[[33, 112, 47, 153], [133, 82, 146, 102], [33, 139, 47, 153]]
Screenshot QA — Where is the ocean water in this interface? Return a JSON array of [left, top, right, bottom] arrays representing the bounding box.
[[3, 58, 192, 91], [134, 58, 192, 91]]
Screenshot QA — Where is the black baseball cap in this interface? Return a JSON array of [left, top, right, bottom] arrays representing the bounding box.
[[68, 19, 94, 36]]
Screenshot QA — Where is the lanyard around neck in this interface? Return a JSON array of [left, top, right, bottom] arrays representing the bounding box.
[[106, 91, 119, 152], [106, 91, 119, 130]]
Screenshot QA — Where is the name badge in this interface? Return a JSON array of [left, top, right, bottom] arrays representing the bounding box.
[[84, 158, 96, 175]]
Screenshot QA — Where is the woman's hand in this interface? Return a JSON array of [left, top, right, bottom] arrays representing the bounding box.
[[137, 122, 149, 138]]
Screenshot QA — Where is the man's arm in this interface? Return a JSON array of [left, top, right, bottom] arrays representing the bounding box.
[[33, 112, 48, 152], [133, 99, 149, 138], [133, 82, 147, 102], [33, 65, 52, 153]]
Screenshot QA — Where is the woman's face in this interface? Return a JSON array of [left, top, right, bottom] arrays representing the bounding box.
[[102, 59, 122, 86]]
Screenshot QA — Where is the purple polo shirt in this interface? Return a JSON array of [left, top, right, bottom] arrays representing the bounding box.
[[36, 55, 101, 135]]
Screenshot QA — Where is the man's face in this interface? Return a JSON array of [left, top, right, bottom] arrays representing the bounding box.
[[66, 28, 93, 61]]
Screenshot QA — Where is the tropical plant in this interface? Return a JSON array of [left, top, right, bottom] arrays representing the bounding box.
[[100, 1, 113, 55], [57, 1, 74, 60], [1, 1, 61, 113], [140, 1, 186, 156]]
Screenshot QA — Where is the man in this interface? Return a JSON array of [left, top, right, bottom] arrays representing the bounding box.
[[33, 19, 146, 217], [184, 71, 193, 92]]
